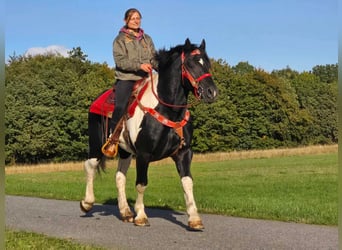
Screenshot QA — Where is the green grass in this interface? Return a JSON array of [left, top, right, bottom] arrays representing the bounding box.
[[5, 229, 106, 250], [5, 153, 337, 225]]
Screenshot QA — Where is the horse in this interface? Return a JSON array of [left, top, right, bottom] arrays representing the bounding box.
[[80, 39, 218, 230]]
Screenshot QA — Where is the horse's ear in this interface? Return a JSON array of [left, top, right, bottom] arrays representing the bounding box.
[[185, 38, 191, 48], [200, 39, 206, 50]]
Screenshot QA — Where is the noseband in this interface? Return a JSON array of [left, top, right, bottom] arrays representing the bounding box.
[[181, 50, 212, 99]]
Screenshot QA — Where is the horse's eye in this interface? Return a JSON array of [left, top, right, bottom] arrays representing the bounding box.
[[198, 58, 204, 66]]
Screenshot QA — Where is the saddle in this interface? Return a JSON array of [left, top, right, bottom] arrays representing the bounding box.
[[101, 77, 151, 157]]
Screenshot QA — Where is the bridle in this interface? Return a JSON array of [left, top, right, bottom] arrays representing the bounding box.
[[138, 49, 212, 150], [181, 49, 212, 99], [150, 49, 212, 109]]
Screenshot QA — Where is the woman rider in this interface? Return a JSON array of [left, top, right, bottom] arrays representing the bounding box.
[[109, 8, 158, 139]]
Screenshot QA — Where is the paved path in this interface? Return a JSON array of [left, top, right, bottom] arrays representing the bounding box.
[[6, 196, 338, 250]]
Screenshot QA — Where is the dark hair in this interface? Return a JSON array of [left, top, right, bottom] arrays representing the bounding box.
[[124, 8, 142, 21]]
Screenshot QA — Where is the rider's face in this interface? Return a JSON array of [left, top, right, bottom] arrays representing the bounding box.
[[126, 12, 141, 30]]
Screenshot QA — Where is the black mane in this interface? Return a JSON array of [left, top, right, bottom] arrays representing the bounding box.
[[155, 42, 201, 70]]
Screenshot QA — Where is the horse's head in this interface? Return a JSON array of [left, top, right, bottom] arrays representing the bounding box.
[[181, 39, 218, 103]]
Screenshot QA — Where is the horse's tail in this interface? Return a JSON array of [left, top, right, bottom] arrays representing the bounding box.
[[96, 154, 107, 173]]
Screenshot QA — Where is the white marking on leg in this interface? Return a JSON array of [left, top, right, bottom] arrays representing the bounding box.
[[134, 184, 148, 224], [181, 176, 201, 222], [116, 156, 134, 220], [82, 158, 98, 210], [116, 171, 130, 216]]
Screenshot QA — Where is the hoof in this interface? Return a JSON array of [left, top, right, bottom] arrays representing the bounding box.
[[121, 211, 134, 223], [188, 220, 204, 230], [122, 216, 134, 223], [134, 218, 150, 227], [80, 200, 93, 213]]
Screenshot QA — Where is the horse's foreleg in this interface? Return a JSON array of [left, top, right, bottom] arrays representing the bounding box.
[[173, 149, 204, 230], [80, 158, 99, 212], [116, 156, 134, 222], [181, 176, 204, 230], [134, 184, 149, 226], [133, 159, 149, 226]]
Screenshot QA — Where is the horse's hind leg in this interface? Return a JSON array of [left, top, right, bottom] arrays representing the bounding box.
[[80, 158, 99, 212], [81, 112, 103, 213], [116, 155, 134, 222]]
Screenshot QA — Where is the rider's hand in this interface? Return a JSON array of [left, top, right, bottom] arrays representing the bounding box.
[[140, 63, 153, 73]]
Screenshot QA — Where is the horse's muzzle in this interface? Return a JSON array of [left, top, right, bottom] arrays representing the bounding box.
[[198, 85, 218, 103]]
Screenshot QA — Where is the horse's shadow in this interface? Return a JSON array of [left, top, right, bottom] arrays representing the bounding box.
[[80, 198, 195, 231]]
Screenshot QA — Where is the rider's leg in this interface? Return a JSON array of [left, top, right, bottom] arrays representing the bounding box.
[[109, 80, 136, 134]]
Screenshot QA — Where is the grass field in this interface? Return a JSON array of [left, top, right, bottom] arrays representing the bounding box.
[[6, 144, 337, 174], [5, 145, 338, 226], [5, 229, 106, 250]]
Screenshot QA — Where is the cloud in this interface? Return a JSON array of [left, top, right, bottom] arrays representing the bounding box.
[[24, 45, 70, 57]]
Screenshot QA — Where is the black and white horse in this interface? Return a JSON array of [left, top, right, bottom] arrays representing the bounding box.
[[81, 39, 218, 230]]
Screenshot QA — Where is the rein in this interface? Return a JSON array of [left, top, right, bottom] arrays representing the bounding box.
[[149, 71, 191, 109]]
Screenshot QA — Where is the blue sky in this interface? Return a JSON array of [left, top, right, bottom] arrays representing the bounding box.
[[5, 0, 337, 72]]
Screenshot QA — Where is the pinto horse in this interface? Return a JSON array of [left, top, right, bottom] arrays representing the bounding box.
[[80, 39, 218, 230]]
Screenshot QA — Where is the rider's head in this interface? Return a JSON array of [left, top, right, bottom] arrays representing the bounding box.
[[124, 8, 142, 29]]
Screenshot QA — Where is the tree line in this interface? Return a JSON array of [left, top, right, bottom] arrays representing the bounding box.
[[5, 48, 337, 164]]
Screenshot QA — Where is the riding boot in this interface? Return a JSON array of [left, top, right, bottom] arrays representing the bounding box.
[[102, 80, 135, 157]]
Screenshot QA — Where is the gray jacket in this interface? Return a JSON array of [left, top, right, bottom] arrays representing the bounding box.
[[113, 29, 157, 81]]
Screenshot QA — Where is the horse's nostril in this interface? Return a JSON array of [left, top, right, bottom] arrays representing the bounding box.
[[207, 88, 216, 99]]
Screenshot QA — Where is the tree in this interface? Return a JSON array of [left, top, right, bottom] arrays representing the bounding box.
[[68, 47, 88, 62], [232, 61, 254, 75], [291, 72, 337, 144], [312, 64, 338, 83], [5, 52, 114, 164]]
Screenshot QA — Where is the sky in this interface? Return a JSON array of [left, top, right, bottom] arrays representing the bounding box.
[[5, 0, 337, 72]]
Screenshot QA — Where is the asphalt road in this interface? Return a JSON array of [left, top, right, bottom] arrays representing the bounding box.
[[5, 195, 338, 250]]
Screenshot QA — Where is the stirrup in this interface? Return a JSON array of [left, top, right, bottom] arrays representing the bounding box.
[[101, 140, 119, 158]]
